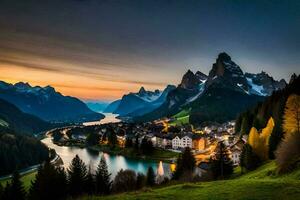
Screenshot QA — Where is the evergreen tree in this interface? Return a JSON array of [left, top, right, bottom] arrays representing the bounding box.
[[136, 173, 146, 189], [125, 137, 133, 148], [112, 169, 137, 193], [95, 155, 112, 195], [146, 167, 156, 186], [173, 147, 196, 180], [140, 138, 154, 155], [67, 155, 88, 197], [4, 171, 26, 200], [240, 144, 260, 172], [0, 183, 3, 200], [85, 166, 95, 195], [29, 160, 67, 200], [210, 142, 233, 179], [108, 131, 118, 148]]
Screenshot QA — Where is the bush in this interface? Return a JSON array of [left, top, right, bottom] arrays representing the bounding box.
[[112, 169, 137, 193], [276, 132, 300, 173]]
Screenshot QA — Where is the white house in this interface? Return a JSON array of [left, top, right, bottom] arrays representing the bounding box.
[[172, 135, 192, 149]]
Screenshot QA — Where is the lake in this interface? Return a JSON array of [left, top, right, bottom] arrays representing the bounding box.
[[42, 113, 171, 178]]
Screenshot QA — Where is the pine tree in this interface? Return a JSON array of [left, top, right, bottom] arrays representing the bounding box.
[[85, 166, 95, 195], [210, 141, 233, 179], [95, 155, 111, 195], [67, 155, 88, 197], [29, 160, 67, 200], [0, 183, 3, 199], [5, 171, 26, 200], [146, 167, 156, 186], [283, 94, 300, 135], [172, 147, 196, 180], [240, 144, 260, 172]]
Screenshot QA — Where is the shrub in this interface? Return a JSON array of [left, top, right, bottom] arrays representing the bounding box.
[[112, 169, 137, 193], [276, 132, 300, 173]]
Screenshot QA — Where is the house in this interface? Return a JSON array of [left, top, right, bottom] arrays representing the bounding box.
[[192, 136, 207, 151], [172, 134, 192, 149], [230, 145, 241, 166]]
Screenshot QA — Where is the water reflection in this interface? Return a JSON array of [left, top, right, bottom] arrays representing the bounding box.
[[42, 137, 170, 178]]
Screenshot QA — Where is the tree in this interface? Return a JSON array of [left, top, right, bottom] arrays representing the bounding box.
[[173, 147, 196, 180], [136, 173, 146, 189], [86, 133, 101, 146], [283, 95, 300, 135], [4, 171, 26, 200], [108, 131, 118, 148], [112, 169, 137, 193], [276, 131, 300, 173], [248, 117, 274, 161], [85, 166, 95, 195], [140, 138, 154, 155], [125, 137, 133, 148], [95, 155, 112, 195], [210, 141, 233, 179], [146, 167, 156, 186], [240, 144, 260, 172], [0, 183, 3, 200], [67, 155, 88, 196], [29, 160, 67, 200]]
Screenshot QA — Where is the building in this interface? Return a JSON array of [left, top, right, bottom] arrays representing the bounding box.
[[172, 134, 193, 149]]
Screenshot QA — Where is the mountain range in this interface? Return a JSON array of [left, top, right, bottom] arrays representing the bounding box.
[[132, 52, 287, 125], [0, 81, 104, 123], [0, 98, 53, 135], [105, 85, 176, 118]]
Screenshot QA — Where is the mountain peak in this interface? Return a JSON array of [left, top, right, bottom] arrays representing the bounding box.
[[217, 52, 231, 62], [14, 82, 31, 89], [138, 86, 146, 94], [179, 70, 201, 90]]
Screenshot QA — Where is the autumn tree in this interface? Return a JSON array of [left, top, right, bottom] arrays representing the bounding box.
[[283, 94, 300, 135], [248, 117, 274, 161]]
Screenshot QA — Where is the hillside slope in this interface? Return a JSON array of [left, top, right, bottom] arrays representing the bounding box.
[[85, 162, 300, 200]]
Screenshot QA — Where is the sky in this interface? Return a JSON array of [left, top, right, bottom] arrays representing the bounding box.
[[0, 0, 299, 101]]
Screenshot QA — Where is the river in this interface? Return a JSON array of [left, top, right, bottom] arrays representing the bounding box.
[[42, 113, 171, 178]]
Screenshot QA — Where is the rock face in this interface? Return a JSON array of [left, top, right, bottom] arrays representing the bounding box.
[[245, 71, 287, 96], [135, 52, 287, 124], [0, 81, 104, 123]]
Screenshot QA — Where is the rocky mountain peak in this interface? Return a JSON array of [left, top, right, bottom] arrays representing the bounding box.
[[217, 52, 232, 62], [179, 69, 201, 90], [138, 86, 146, 95], [14, 82, 31, 89], [289, 73, 298, 84]]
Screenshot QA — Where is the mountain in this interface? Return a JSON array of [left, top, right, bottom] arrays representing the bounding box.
[[103, 99, 121, 113], [235, 74, 299, 157], [0, 81, 104, 123], [135, 52, 286, 125], [86, 101, 109, 112], [109, 85, 175, 117], [0, 98, 53, 135]]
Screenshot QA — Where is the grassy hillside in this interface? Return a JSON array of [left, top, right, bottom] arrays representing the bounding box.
[[82, 162, 300, 200]]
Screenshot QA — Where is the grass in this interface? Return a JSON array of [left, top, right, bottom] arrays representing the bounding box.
[[0, 171, 36, 190], [169, 109, 191, 126], [80, 161, 300, 200]]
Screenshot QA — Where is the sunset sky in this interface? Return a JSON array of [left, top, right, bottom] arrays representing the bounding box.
[[0, 0, 299, 101]]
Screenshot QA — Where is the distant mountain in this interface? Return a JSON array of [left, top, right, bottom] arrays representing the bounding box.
[[86, 101, 109, 112], [0, 98, 53, 135], [103, 99, 121, 113], [135, 52, 286, 125], [0, 81, 104, 123], [107, 85, 175, 117]]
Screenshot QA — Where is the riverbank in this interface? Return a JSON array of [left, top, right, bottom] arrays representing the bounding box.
[[88, 145, 179, 163]]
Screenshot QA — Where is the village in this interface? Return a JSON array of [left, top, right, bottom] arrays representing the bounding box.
[[50, 118, 245, 169]]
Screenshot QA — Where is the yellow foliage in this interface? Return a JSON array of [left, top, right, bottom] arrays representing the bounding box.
[[283, 94, 300, 135], [248, 117, 275, 161]]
